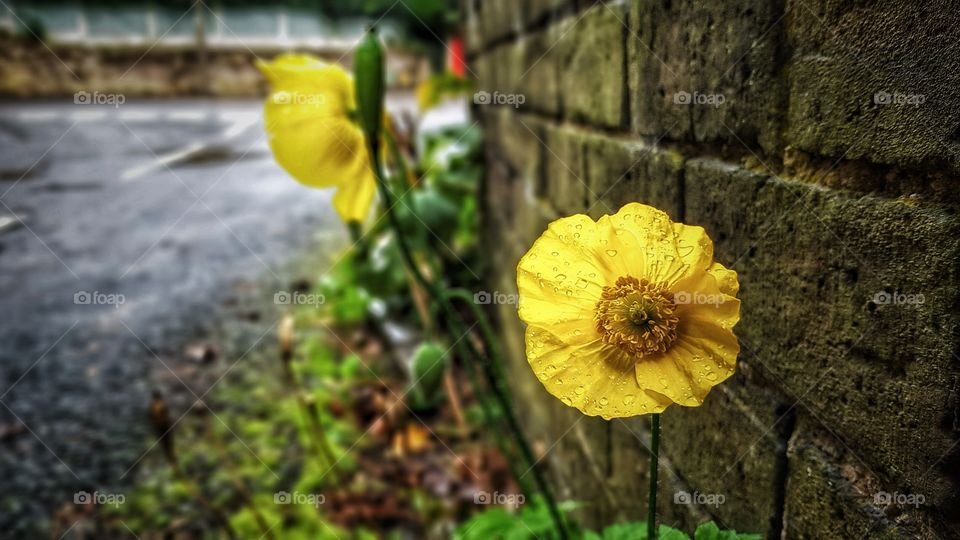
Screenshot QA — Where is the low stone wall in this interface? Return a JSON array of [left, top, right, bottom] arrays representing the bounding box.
[[468, 1, 959, 537], [0, 37, 426, 98]]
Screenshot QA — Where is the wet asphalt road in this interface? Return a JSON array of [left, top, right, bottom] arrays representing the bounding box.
[[0, 100, 345, 534]]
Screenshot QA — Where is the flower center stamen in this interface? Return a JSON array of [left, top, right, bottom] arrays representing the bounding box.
[[594, 276, 679, 364]]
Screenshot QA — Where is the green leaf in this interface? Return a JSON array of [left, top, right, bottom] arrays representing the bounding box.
[[693, 521, 762, 540], [659, 524, 692, 540], [411, 188, 460, 234]]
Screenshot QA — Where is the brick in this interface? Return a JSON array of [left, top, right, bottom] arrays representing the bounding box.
[[542, 123, 590, 215], [684, 157, 960, 510], [628, 0, 787, 156], [784, 417, 944, 538], [581, 132, 685, 219], [662, 377, 789, 536], [785, 0, 960, 174], [610, 417, 715, 533], [475, 42, 524, 101], [515, 29, 562, 115], [480, 109, 556, 246], [471, 0, 522, 50], [558, 4, 628, 129], [524, 0, 568, 26]]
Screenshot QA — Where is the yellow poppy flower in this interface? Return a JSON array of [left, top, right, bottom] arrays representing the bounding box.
[[516, 203, 740, 419], [257, 54, 375, 223]]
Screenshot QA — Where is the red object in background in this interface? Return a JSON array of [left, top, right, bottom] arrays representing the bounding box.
[[448, 36, 466, 78]]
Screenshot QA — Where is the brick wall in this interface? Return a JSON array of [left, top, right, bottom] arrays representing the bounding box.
[[466, 1, 959, 537]]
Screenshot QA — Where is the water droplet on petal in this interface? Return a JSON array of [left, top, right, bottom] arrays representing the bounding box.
[[576, 278, 589, 289], [606, 249, 618, 257], [623, 394, 636, 405], [575, 386, 585, 396]]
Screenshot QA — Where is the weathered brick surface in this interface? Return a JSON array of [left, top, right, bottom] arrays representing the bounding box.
[[556, 4, 627, 129], [472, 1, 960, 537], [580, 132, 684, 219], [684, 157, 960, 513], [515, 28, 562, 116], [785, 417, 943, 539], [784, 0, 960, 174], [541, 123, 590, 215], [628, 0, 787, 156], [662, 378, 789, 536]]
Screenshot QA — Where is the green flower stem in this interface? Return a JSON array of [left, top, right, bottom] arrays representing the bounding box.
[[367, 138, 566, 538], [355, 28, 565, 537], [443, 289, 567, 538], [347, 220, 368, 257], [442, 310, 533, 497], [649, 413, 661, 540]]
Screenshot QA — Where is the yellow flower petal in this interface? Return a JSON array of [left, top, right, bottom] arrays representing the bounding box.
[[258, 54, 375, 223], [525, 326, 673, 418], [516, 202, 741, 417], [332, 164, 376, 223], [634, 315, 739, 406], [708, 262, 740, 297], [518, 214, 608, 328]]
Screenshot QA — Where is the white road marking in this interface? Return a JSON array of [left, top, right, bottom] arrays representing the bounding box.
[[117, 110, 161, 122], [121, 142, 206, 181], [120, 109, 260, 181], [165, 110, 210, 122], [0, 213, 23, 234]]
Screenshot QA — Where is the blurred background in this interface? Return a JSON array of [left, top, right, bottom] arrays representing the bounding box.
[[0, 1, 495, 538]]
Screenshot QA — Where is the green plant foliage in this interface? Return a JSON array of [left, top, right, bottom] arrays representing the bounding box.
[[456, 503, 761, 540], [410, 188, 460, 233], [408, 341, 448, 410], [316, 258, 371, 324], [417, 71, 473, 111], [455, 496, 562, 540]]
